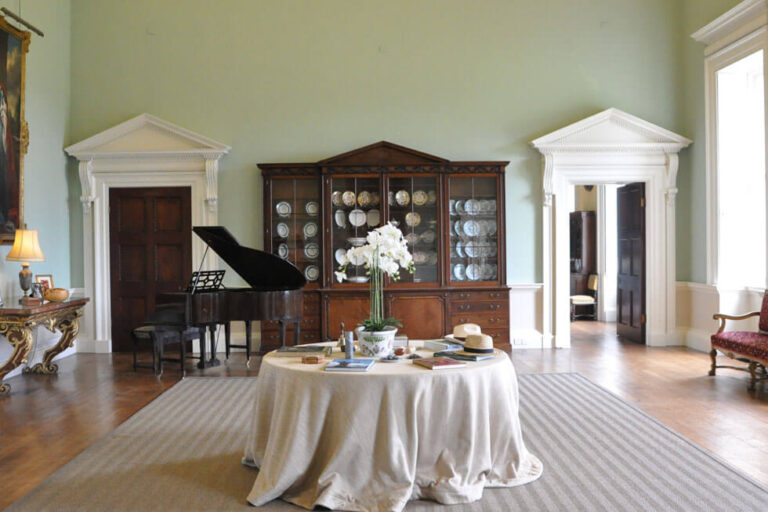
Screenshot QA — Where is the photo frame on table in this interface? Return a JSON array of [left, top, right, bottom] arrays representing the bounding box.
[[35, 274, 52, 291], [0, 17, 30, 244]]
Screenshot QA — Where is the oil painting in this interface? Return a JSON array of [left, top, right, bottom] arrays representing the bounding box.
[[0, 17, 29, 243]]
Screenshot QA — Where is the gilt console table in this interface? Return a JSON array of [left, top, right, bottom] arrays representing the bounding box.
[[0, 296, 89, 395]]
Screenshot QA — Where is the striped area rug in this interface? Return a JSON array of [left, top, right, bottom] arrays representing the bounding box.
[[8, 374, 768, 511]]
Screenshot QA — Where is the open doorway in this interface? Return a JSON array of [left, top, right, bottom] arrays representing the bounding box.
[[569, 183, 646, 344]]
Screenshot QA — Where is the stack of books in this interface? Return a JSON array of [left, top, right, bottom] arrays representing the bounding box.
[[274, 345, 333, 357], [433, 350, 496, 362], [412, 356, 466, 370]]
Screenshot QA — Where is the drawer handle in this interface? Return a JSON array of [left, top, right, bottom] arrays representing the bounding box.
[[489, 318, 499, 324], [490, 293, 502, 298], [459, 293, 469, 299], [459, 304, 470, 311], [489, 304, 502, 311]]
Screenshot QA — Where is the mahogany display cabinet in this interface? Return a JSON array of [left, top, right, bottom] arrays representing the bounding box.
[[259, 141, 513, 351]]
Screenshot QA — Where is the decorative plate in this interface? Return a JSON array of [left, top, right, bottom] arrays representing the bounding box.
[[413, 190, 428, 206], [357, 190, 372, 208], [277, 243, 289, 260], [348, 236, 367, 247], [456, 241, 465, 257], [449, 199, 456, 215], [342, 191, 356, 207], [275, 201, 292, 217], [335, 248, 347, 265], [367, 208, 380, 227], [464, 240, 477, 258], [395, 190, 410, 206], [371, 191, 380, 207], [482, 264, 494, 280], [464, 199, 477, 215], [335, 209, 347, 228], [388, 191, 395, 206], [428, 251, 438, 265], [305, 201, 320, 216], [488, 221, 497, 236], [477, 220, 488, 237], [304, 242, 320, 259], [453, 264, 466, 281], [304, 265, 319, 282], [348, 209, 367, 227], [405, 212, 421, 227], [466, 264, 480, 281], [413, 251, 427, 264], [463, 220, 480, 237], [427, 190, 437, 205], [454, 220, 463, 236], [276, 222, 289, 239], [420, 229, 435, 244], [405, 232, 419, 245], [331, 191, 343, 207], [303, 222, 318, 238], [455, 200, 465, 214]]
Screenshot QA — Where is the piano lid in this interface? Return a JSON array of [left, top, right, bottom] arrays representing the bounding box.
[[193, 226, 306, 290]]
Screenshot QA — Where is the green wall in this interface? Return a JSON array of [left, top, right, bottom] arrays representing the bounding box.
[[61, 0, 740, 286], [0, 0, 71, 293]]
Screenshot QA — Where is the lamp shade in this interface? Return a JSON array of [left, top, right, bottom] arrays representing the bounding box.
[[6, 229, 45, 262]]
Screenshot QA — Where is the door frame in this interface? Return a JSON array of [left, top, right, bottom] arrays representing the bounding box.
[[532, 109, 691, 348], [65, 114, 229, 352]]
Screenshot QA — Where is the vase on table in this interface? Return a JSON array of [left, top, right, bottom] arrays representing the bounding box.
[[357, 326, 397, 358]]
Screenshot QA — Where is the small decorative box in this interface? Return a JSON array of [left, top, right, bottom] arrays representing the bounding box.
[[302, 355, 325, 364]]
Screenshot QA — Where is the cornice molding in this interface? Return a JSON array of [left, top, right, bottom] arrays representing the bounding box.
[[691, 0, 767, 56]]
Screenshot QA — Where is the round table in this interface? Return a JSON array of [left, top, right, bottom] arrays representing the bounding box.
[[243, 343, 542, 511]]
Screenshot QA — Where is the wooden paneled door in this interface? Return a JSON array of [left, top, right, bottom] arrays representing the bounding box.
[[109, 187, 192, 352], [617, 182, 645, 344]]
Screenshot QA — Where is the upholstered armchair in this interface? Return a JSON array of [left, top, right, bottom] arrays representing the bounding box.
[[570, 274, 598, 321], [710, 291, 768, 392]]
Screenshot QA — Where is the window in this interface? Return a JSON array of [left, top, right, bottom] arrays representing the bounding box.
[[716, 50, 766, 288]]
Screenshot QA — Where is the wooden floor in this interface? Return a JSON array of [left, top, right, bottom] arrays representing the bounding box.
[[1, 321, 767, 509]]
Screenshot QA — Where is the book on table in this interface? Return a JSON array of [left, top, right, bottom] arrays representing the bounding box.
[[274, 345, 333, 357], [324, 359, 376, 372], [433, 350, 496, 362], [412, 356, 467, 370]]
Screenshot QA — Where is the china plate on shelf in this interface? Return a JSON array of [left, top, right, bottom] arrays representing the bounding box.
[[371, 191, 380, 207], [395, 190, 410, 206], [367, 209, 380, 227], [466, 264, 481, 281], [463, 220, 480, 237], [449, 199, 456, 215], [303, 222, 318, 238], [348, 237, 367, 247], [455, 200, 465, 215], [305, 201, 320, 216], [275, 201, 291, 217], [453, 263, 466, 281], [454, 220, 463, 236], [342, 191, 356, 207], [456, 241, 465, 257], [413, 190, 428, 206], [427, 190, 437, 205], [428, 251, 438, 265], [420, 229, 435, 244], [334, 209, 347, 228], [277, 243, 289, 260], [331, 191, 344, 207], [405, 212, 421, 227], [276, 222, 289, 239], [464, 240, 476, 258], [304, 265, 319, 282], [464, 199, 477, 215], [405, 232, 419, 246], [304, 242, 320, 259], [335, 248, 347, 265], [357, 190, 372, 208], [349, 209, 367, 227]]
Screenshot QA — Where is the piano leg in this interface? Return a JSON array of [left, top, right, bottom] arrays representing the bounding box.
[[294, 320, 300, 346], [279, 320, 287, 349], [207, 325, 221, 368], [197, 327, 207, 369], [225, 322, 231, 359], [245, 321, 252, 367]]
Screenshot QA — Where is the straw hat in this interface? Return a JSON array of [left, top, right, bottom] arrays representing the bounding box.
[[450, 323, 481, 341], [456, 333, 495, 355]]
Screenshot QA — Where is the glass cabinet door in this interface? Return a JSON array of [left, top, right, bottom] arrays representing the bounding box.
[[448, 176, 499, 283], [330, 176, 381, 283], [270, 178, 322, 284], [387, 176, 439, 284]]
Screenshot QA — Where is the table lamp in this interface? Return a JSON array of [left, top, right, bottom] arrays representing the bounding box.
[[6, 229, 45, 298]]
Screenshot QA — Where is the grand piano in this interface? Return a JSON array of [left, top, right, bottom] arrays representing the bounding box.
[[154, 226, 305, 367]]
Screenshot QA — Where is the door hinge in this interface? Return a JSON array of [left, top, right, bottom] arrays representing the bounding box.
[[641, 313, 646, 324], [640, 198, 645, 208]]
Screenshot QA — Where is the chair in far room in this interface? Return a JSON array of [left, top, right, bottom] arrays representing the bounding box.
[[570, 274, 598, 321]]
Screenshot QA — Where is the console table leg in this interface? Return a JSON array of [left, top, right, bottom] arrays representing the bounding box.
[[0, 323, 34, 395], [25, 311, 82, 375]]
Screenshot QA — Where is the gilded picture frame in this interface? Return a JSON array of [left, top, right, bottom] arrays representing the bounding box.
[[0, 16, 29, 244]]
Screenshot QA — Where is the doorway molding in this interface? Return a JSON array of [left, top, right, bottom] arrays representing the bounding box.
[[65, 114, 230, 353], [531, 108, 691, 348]]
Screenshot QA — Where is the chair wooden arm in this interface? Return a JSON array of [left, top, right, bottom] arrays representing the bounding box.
[[712, 311, 760, 333]]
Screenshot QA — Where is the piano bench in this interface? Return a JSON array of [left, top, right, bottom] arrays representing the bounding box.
[[132, 325, 202, 377]]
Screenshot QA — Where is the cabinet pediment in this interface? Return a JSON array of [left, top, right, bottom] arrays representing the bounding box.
[[319, 141, 448, 166]]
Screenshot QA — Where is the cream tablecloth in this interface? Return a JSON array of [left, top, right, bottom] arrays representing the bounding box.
[[243, 344, 542, 511]]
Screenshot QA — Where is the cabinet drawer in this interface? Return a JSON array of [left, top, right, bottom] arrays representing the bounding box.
[[450, 301, 508, 314], [262, 315, 319, 331], [261, 329, 321, 345], [482, 329, 508, 345], [451, 290, 508, 302], [450, 312, 509, 330]]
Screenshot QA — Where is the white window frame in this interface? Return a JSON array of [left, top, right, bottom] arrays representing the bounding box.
[[693, 0, 768, 290]]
